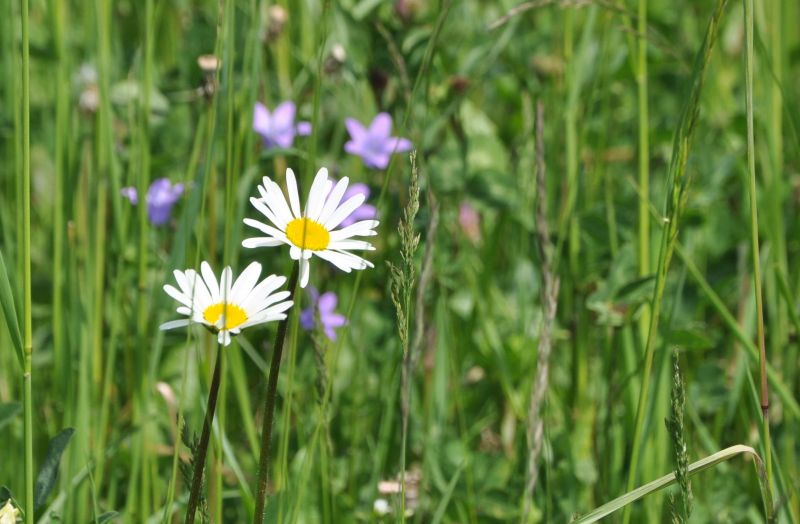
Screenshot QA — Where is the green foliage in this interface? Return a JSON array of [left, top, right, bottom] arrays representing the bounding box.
[[1, 0, 798, 522]]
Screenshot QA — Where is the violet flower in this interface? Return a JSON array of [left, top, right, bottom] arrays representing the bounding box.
[[121, 178, 184, 226], [344, 113, 411, 169], [253, 101, 312, 149], [300, 287, 347, 341]]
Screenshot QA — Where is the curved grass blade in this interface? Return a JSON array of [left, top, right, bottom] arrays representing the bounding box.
[[0, 248, 23, 368], [572, 445, 773, 523]]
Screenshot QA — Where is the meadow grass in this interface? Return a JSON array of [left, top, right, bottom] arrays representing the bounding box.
[[1, 0, 799, 522]]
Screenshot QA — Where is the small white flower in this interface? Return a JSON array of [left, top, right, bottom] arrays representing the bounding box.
[[0, 500, 20, 524], [160, 261, 293, 346], [373, 498, 391, 516], [242, 167, 379, 288]]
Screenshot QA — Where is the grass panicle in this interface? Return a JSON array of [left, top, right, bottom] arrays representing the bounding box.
[[389, 151, 422, 520], [523, 101, 560, 521], [665, 350, 692, 524]]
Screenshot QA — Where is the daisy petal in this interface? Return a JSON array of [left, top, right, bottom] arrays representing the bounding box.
[[323, 193, 366, 230], [231, 261, 261, 303], [299, 258, 311, 288], [242, 237, 287, 248], [201, 262, 220, 301], [329, 219, 380, 241], [285, 169, 302, 218], [317, 176, 350, 225], [160, 319, 192, 331]]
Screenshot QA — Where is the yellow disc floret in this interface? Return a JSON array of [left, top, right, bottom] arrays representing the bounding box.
[[285, 217, 330, 251], [203, 303, 248, 330]]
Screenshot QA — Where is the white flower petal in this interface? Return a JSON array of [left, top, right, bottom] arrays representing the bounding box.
[[329, 220, 380, 241], [242, 237, 286, 249], [163, 284, 193, 309], [257, 183, 294, 228], [186, 269, 213, 308], [323, 193, 366, 230], [285, 168, 302, 218], [261, 176, 295, 227], [232, 261, 261, 303], [305, 168, 329, 218], [250, 196, 284, 230], [201, 261, 220, 301], [160, 319, 192, 331], [243, 218, 289, 241], [314, 249, 356, 272], [317, 176, 349, 225], [299, 257, 311, 288], [328, 239, 375, 251], [219, 267, 234, 302]]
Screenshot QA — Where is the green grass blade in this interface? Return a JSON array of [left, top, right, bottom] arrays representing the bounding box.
[[573, 445, 773, 523], [0, 249, 23, 368]]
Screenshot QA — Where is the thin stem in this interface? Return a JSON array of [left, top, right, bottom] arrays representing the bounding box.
[[636, 0, 650, 343], [253, 263, 299, 524], [20, 0, 34, 521], [184, 344, 225, 524], [743, 0, 772, 494]]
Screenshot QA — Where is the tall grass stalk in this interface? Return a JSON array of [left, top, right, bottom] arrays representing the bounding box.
[[20, 0, 34, 520], [742, 0, 772, 494], [50, 0, 68, 398], [389, 151, 421, 521], [253, 264, 299, 524], [131, 0, 156, 518], [621, 2, 727, 522], [636, 0, 651, 347], [523, 102, 560, 521]]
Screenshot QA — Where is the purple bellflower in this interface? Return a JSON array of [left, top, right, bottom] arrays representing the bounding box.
[[300, 287, 347, 341], [253, 101, 312, 149], [344, 113, 411, 169], [121, 178, 184, 226]]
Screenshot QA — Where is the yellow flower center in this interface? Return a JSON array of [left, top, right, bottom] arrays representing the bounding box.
[[285, 217, 330, 251], [203, 303, 248, 330]]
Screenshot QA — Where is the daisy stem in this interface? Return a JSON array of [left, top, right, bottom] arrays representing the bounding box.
[[184, 344, 224, 524], [253, 262, 299, 524], [20, 0, 34, 521]]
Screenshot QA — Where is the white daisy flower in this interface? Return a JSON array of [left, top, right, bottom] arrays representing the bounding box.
[[242, 167, 379, 288], [160, 261, 293, 346]]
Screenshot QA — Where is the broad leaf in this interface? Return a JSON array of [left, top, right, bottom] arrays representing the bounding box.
[[34, 428, 75, 510]]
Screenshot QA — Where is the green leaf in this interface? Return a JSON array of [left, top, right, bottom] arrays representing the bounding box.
[[0, 249, 23, 368], [34, 428, 75, 510], [0, 402, 21, 431]]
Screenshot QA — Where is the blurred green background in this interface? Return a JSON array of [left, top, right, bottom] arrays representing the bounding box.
[[0, 0, 799, 522]]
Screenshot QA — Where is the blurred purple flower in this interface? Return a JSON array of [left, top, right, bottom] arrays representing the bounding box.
[[121, 178, 184, 226], [459, 201, 481, 244], [253, 101, 311, 149], [300, 287, 347, 341], [344, 113, 411, 169]]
